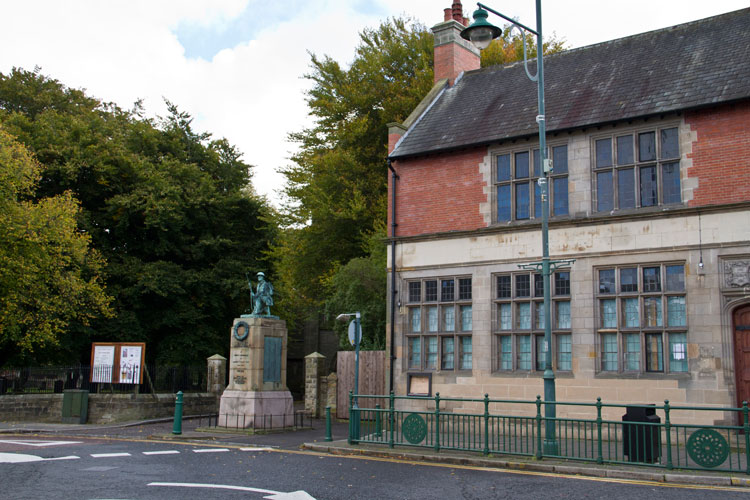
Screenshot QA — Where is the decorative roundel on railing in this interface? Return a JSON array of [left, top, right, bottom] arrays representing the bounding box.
[[686, 428, 729, 468], [233, 321, 250, 341], [402, 413, 428, 444]]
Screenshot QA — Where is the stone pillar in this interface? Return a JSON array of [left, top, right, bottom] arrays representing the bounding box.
[[304, 352, 326, 417], [323, 372, 337, 418], [206, 354, 227, 394]]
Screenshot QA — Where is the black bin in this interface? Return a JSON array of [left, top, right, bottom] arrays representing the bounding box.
[[622, 405, 661, 463]]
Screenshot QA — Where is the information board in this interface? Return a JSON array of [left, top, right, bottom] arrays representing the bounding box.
[[89, 342, 146, 385]]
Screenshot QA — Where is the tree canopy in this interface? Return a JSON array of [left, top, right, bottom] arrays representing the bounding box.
[[0, 68, 276, 365]]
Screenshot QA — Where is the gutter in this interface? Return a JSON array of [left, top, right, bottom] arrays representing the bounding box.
[[387, 159, 398, 394]]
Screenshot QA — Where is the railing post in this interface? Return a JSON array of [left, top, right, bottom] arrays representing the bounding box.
[[743, 401, 750, 475], [434, 392, 441, 452], [389, 391, 395, 449], [172, 391, 183, 435], [664, 400, 672, 470], [375, 403, 382, 438], [325, 406, 332, 442], [483, 393, 490, 456], [348, 391, 354, 445], [596, 397, 603, 464], [535, 395, 543, 460]]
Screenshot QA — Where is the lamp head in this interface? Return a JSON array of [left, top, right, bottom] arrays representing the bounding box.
[[460, 8, 502, 50]]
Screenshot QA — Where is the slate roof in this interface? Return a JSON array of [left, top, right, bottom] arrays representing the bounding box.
[[390, 8, 750, 160]]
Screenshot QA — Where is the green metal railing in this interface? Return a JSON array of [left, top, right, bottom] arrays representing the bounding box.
[[349, 392, 749, 474]]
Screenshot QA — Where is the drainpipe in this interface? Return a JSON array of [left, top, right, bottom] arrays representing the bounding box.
[[387, 159, 399, 394]]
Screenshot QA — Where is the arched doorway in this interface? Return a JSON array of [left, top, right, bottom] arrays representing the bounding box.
[[733, 304, 750, 408]]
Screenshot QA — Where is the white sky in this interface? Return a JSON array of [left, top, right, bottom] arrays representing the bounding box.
[[0, 0, 747, 205]]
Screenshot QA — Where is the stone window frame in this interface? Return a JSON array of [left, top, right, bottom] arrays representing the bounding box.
[[491, 141, 569, 224], [405, 276, 473, 373], [491, 271, 572, 373], [591, 122, 682, 213], [595, 262, 688, 374]]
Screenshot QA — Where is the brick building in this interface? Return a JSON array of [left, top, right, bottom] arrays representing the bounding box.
[[386, 3, 750, 424]]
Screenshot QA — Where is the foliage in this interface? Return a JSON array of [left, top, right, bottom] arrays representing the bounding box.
[[0, 68, 276, 365], [480, 26, 567, 67], [274, 17, 433, 328], [0, 127, 112, 360]]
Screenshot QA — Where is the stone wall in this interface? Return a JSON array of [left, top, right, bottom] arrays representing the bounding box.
[[304, 352, 337, 418], [0, 392, 219, 424]]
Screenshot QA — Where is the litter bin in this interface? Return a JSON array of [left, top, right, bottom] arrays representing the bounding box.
[[62, 389, 88, 424], [622, 405, 661, 463]]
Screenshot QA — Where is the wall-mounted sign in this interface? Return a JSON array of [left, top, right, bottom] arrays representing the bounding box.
[[90, 343, 146, 385]]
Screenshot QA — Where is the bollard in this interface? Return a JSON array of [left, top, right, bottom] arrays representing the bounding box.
[[325, 406, 332, 442], [172, 390, 183, 435]]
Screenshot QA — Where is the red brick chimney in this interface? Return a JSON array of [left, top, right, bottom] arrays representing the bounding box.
[[433, 1, 479, 85]]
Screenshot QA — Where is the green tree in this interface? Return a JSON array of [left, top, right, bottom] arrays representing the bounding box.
[[0, 68, 276, 365], [0, 127, 111, 362], [480, 26, 566, 67]]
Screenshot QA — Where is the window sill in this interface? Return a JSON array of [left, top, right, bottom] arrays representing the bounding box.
[[595, 371, 690, 380], [491, 370, 575, 378]]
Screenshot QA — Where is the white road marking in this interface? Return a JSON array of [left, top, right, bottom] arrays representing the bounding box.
[[142, 450, 180, 455], [45, 455, 80, 461], [0, 439, 82, 447], [192, 448, 229, 453], [148, 483, 316, 499], [0, 452, 79, 463], [90, 453, 131, 458], [240, 447, 274, 452]]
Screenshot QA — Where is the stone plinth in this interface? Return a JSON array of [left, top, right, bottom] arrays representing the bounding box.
[[219, 317, 293, 428], [206, 354, 227, 394]]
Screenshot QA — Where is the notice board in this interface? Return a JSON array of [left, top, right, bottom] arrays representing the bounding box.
[[90, 342, 146, 384]]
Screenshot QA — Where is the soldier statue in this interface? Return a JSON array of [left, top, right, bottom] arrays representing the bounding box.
[[246, 271, 274, 316]]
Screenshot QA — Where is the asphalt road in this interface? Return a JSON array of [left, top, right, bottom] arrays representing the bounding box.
[[1, 436, 749, 500]]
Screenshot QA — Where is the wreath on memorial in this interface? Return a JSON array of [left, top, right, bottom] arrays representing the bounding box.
[[233, 321, 250, 341]]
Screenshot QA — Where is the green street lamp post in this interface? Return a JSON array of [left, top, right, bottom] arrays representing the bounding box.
[[462, 0, 572, 456], [337, 312, 362, 442]]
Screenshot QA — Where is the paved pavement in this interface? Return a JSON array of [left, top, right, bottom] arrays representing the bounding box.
[[2, 416, 749, 490]]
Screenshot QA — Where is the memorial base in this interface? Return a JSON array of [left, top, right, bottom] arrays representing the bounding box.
[[218, 390, 294, 429]]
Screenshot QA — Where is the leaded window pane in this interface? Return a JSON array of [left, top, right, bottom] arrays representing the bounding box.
[[624, 333, 640, 371], [555, 272, 570, 296], [497, 184, 511, 221], [408, 337, 421, 368], [425, 280, 438, 302], [497, 154, 511, 181], [500, 336, 512, 370], [441, 279, 454, 302], [553, 145, 568, 173], [518, 336, 532, 370], [408, 282, 421, 302], [661, 128, 679, 159], [597, 170, 613, 212], [596, 138, 612, 168], [557, 301, 571, 329], [518, 303, 531, 329], [601, 299, 617, 328], [553, 177, 568, 216], [533, 149, 541, 177], [623, 298, 639, 328], [460, 305, 472, 332], [515, 151, 529, 178], [499, 303, 512, 330], [534, 181, 542, 218], [425, 336, 437, 369], [669, 333, 687, 372], [442, 337, 455, 370], [516, 181, 530, 219], [640, 165, 657, 207], [618, 168, 635, 209], [497, 275, 511, 298], [558, 334, 572, 371], [460, 337, 472, 370], [535, 302, 545, 330], [666, 265, 685, 291], [516, 274, 531, 297], [534, 273, 544, 297], [667, 297, 686, 327], [599, 269, 615, 294], [427, 306, 438, 332], [620, 267, 638, 293], [536, 336, 547, 371], [442, 305, 455, 332], [601, 333, 618, 371], [458, 278, 472, 300], [662, 162, 681, 204], [646, 333, 663, 372], [639, 131, 656, 162], [410, 307, 421, 333], [617, 135, 634, 165], [643, 266, 661, 292]]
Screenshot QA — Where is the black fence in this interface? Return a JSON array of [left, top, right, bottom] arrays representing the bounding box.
[[201, 411, 313, 431], [0, 365, 206, 395]]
